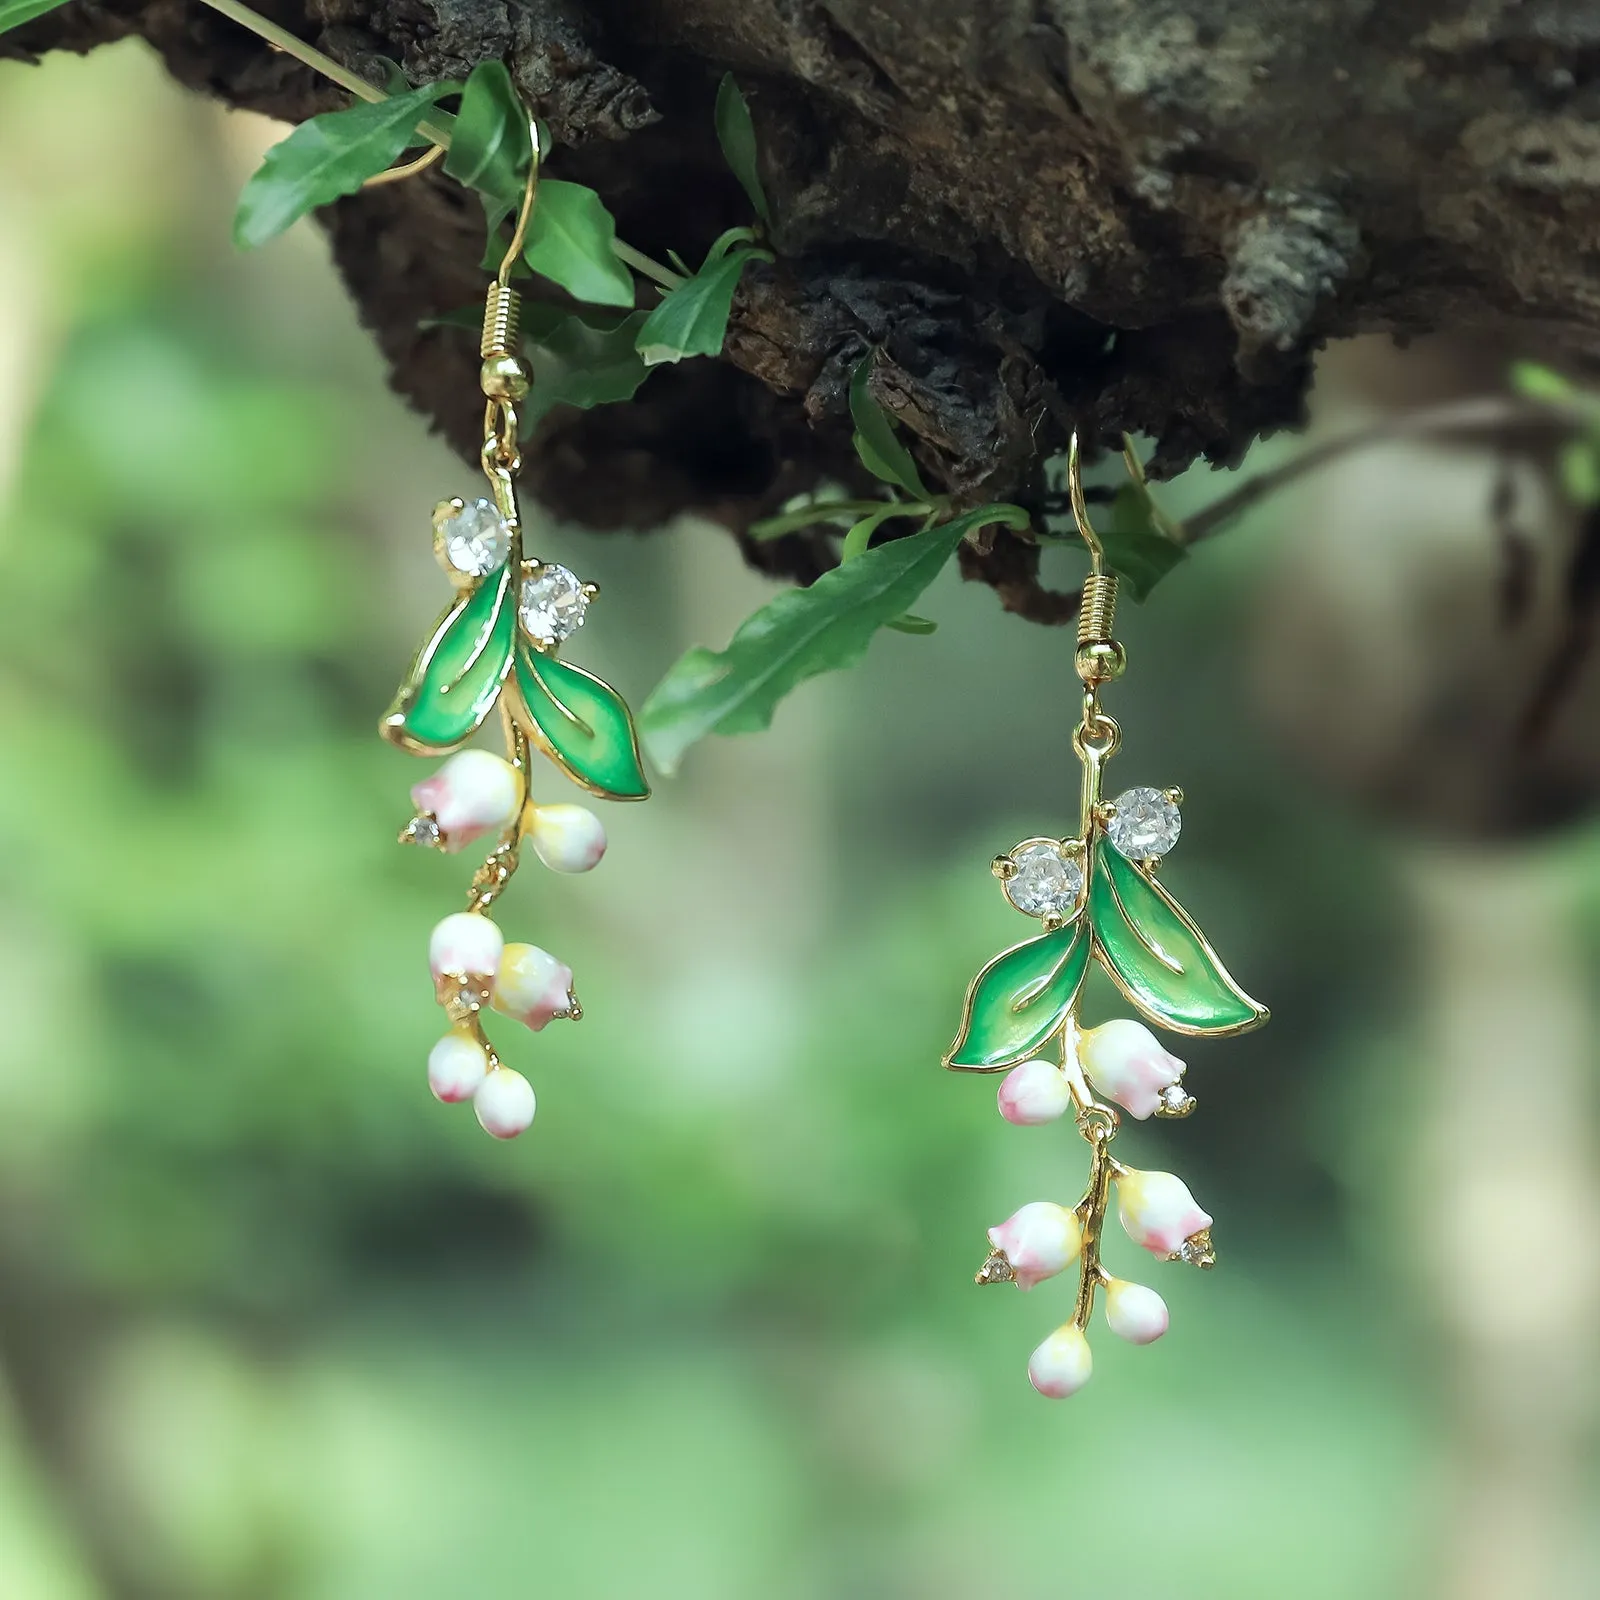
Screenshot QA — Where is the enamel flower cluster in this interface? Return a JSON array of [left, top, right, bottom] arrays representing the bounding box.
[[947, 774, 1266, 1399], [406, 748, 608, 1138], [982, 1017, 1215, 1397]]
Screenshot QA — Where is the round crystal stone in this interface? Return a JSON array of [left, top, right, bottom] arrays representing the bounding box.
[[519, 564, 589, 646], [439, 498, 512, 577], [1105, 786, 1182, 859], [1003, 841, 1084, 918]]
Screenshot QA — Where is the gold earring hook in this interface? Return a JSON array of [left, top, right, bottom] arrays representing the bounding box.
[[496, 116, 542, 288], [1066, 431, 1105, 575]]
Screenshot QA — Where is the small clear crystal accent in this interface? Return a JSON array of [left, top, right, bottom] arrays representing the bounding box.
[[519, 564, 589, 646], [399, 814, 442, 849], [975, 1249, 1017, 1286], [1003, 841, 1084, 918], [1157, 1083, 1197, 1117], [1105, 786, 1182, 859], [1169, 1229, 1216, 1269], [439, 498, 511, 577]]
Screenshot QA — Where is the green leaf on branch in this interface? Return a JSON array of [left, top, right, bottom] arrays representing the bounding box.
[[0, 0, 72, 36], [638, 503, 1028, 774], [635, 247, 768, 366], [849, 355, 933, 499], [443, 61, 530, 204], [1101, 436, 1188, 600], [714, 74, 771, 223], [1561, 439, 1600, 507], [233, 83, 455, 249], [519, 306, 651, 427], [420, 303, 652, 424], [1510, 361, 1575, 402], [523, 181, 637, 308]]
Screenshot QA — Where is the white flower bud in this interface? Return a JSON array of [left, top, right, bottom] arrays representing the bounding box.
[[524, 803, 607, 872], [1028, 1323, 1093, 1398], [1079, 1019, 1185, 1120], [997, 1057, 1074, 1125], [987, 1201, 1083, 1291], [474, 1065, 536, 1139], [491, 943, 576, 1031], [429, 913, 504, 983], [1115, 1166, 1213, 1256], [410, 750, 524, 852], [427, 1030, 491, 1103], [1104, 1278, 1170, 1344]]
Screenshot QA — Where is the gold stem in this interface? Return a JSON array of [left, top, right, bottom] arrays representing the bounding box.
[[460, 1007, 501, 1069], [1072, 1123, 1116, 1329]]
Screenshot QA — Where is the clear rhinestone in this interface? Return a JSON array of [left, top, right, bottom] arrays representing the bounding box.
[[399, 814, 442, 849], [1105, 786, 1182, 859], [975, 1249, 1017, 1286], [1169, 1229, 1216, 1269], [1157, 1083, 1196, 1117], [438, 498, 512, 577], [1003, 841, 1084, 918], [519, 564, 589, 646]]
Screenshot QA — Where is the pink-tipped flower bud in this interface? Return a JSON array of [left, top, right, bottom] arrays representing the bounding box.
[[524, 803, 607, 873], [987, 1202, 1083, 1291], [1028, 1323, 1093, 1398], [474, 1065, 536, 1138], [409, 750, 523, 852], [427, 1030, 490, 1103], [1079, 1019, 1185, 1119], [429, 913, 504, 997], [1115, 1166, 1213, 1256], [997, 1057, 1074, 1125], [491, 943, 577, 1031], [1103, 1278, 1170, 1344]]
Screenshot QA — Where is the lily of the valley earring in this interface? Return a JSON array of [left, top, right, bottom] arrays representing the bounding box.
[[944, 436, 1267, 1398], [381, 127, 649, 1140]]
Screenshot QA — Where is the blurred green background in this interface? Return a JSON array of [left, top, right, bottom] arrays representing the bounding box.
[[3, 41, 1598, 1600]]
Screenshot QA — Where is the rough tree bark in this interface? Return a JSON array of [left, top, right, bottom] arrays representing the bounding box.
[[7, 1, 1600, 619]]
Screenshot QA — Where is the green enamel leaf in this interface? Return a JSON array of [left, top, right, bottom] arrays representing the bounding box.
[[1089, 843, 1268, 1036], [636, 247, 766, 366], [443, 60, 531, 203], [381, 564, 515, 752], [523, 181, 637, 309], [715, 74, 771, 223], [639, 503, 1028, 775], [233, 83, 455, 249], [513, 641, 650, 800], [0, 0, 70, 35], [850, 354, 932, 499], [945, 921, 1091, 1072]]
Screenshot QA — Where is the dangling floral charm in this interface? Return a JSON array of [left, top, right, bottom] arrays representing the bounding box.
[[381, 122, 648, 1139], [946, 435, 1266, 1395]]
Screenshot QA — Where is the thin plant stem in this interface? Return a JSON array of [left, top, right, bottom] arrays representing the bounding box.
[[196, 0, 690, 290], [611, 239, 685, 290], [196, 0, 454, 147], [1185, 396, 1593, 544]]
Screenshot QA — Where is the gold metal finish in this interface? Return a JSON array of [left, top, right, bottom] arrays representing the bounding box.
[[362, 142, 447, 189], [1077, 572, 1119, 645], [953, 429, 1269, 1371]]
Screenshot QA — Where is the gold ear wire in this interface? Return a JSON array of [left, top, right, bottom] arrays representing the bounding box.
[[1067, 431, 1123, 683], [1066, 431, 1106, 576], [495, 116, 542, 288], [361, 142, 447, 189]]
